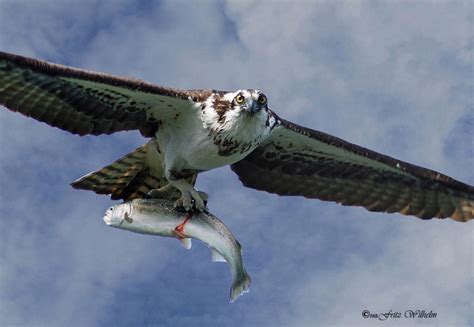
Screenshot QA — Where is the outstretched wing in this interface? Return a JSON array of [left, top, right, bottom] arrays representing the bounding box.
[[0, 51, 213, 136], [231, 114, 474, 222]]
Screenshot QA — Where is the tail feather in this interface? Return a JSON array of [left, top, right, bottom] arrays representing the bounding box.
[[71, 141, 198, 201], [71, 143, 169, 201], [110, 167, 168, 200]]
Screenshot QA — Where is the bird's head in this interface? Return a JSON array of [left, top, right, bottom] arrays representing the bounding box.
[[205, 89, 270, 139], [227, 89, 268, 115]]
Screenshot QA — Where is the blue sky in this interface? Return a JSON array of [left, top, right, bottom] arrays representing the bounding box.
[[0, 1, 473, 326]]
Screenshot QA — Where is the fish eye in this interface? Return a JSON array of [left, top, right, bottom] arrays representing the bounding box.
[[109, 207, 113, 211], [234, 93, 245, 104], [257, 94, 267, 105]]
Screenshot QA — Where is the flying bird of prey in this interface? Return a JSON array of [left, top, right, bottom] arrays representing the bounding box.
[[0, 51, 473, 221]]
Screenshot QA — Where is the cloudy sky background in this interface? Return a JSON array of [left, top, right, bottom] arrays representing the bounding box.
[[0, 0, 472, 326]]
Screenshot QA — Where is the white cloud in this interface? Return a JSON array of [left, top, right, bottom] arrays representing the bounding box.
[[286, 220, 473, 326]]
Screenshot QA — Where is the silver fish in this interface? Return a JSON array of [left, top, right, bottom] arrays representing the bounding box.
[[103, 198, 251, 302]]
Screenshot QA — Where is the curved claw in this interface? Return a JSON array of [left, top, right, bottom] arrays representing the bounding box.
[[173, 190, 209, 212], [167, 177, 209, 212], [198, 191, 209, 206], [146, 184, 174, 199], [173, 197, 185, 211]]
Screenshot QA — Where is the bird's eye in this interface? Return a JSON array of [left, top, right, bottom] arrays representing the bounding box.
[[234, 94, 245, 104], [257, 94, 267, 105]]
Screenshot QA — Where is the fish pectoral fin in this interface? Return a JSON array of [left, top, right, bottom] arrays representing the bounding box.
[[210, 247, 226, 263], [171, 230, 192, 249], [177, 236, 192, 250]]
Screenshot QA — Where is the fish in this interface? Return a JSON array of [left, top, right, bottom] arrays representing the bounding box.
[[103, 198, 251, 302]]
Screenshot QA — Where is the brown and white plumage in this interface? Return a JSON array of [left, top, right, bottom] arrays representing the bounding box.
[[1, 51, 472, 221], [70, 140, 196, 202], [231, 116, 473, 221], [0, 51, 212, 136]]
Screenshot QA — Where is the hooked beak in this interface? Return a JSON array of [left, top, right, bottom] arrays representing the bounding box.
[[250, 101, 260, 114]]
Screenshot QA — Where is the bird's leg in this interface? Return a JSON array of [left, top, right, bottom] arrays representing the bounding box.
[[173, 191, 208, 209], [146, 184, 175, 199], [167, 170, 208, 212], [170, 179, 208, 212]]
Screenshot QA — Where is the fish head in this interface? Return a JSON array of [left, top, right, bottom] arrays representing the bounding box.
[[103, 202, 132, 227]]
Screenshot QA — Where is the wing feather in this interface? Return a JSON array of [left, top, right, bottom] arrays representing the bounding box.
[[231, 116, 474, 221], [0, 51, 213, 136]]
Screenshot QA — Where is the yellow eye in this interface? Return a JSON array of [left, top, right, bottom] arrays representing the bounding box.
[[257, 94, 267, 105], [235, 94, 245, 104]]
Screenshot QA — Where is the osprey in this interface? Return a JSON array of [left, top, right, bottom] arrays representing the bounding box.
[[0, 51, 473, 221]]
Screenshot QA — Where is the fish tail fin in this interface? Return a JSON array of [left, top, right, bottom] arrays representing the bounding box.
[[71, 143, 168, 200], [230, 271, 251, 303]]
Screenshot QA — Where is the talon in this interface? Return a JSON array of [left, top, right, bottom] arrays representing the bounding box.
[[189, 189, 207, 211], [198, 191, 209, 206], [173, 197, 184, 209], [173, 191, 208, 212], [147, 185, 174, 199], [174, 197, 192, 212], [145, 189, 159, 199], [167, 177, 208, 212]]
